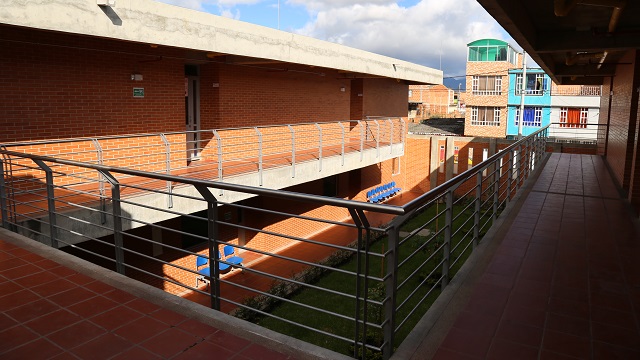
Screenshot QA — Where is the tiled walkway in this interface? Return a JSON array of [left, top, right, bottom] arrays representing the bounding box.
[[431, 153, 640, 359], [0, 236, 303, 360]]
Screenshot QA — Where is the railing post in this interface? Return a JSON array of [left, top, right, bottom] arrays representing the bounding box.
[[159, 134, 173, 208], [473, 173, 482, 249], [507, 151, 513, 203], [255, 127, 263, 186], [98, 170, 125, 275], [492, 165, 499, 224], [194, 185, 221, 311], [374, 120, 380, 158], [358, 120, 364, 161], [32, 160, 59, 249], [513, 150, 519, 192], [442, 191, 453, 288], [212, 130, 223, 196], [315, 123, 323, 172], [0, 148, 16, 228], [339, 122, 345, 166], [349, 208, 371, 359], [383, 223, 400, 360], [91, 139, 107, 225], [0, 158, 8, 229], [288, 125, 296, 178], [530, 138, 535, 175]]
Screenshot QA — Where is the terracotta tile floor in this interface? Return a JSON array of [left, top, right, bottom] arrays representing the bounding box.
[[0, 239, 296, 359], [432, 153, 640, 359]]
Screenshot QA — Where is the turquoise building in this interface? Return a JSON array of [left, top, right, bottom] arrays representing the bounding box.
[[506, 68, 552, 137]]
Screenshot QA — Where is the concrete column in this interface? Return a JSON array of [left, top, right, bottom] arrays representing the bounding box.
[[430, 136, 441, 189], [445, 137, 455, 181], [151, 226, 163, 257]]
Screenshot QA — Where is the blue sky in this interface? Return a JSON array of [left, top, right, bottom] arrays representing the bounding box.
[[156, 0, 516, 89]]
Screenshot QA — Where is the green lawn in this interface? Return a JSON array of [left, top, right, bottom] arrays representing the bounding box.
[[237, 196, 497, 358]]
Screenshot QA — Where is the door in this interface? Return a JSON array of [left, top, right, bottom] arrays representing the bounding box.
[[185, 66, 201, 162]]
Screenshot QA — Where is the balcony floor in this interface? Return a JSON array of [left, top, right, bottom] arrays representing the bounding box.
[[410, 153, 640, 359]]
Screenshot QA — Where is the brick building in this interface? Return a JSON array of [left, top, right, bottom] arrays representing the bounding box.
[[408, 84, 461, 120], [0, 0, 442, 294], [464, 39, 523, 138]]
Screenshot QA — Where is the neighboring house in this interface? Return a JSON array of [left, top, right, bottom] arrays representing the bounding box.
[[464, 39, 523, 138], [506, 68, 552, 137], [408, 84, 461, 121], [506, 69, 601, 141], [465, 39, 601, 140], [548, 84, 601, 143]]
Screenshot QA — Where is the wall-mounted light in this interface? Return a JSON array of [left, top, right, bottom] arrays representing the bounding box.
[[131, 74, 143, 81], [97, 0, 116, 7], [340, 86, 346, 92]]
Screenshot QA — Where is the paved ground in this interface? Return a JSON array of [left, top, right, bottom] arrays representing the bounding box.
[[0, 229, 352, 360], [400, 153, 640, 359]]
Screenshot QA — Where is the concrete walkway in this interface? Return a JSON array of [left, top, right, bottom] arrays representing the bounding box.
[[397, 153, 640, 359]]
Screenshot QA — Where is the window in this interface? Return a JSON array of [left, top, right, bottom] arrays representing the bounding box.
[[468, 44, 518, 65], [472, 76, 502, 95], [515, 73, 547, 95], [560, 107, 588, 128], [515, 107, 543, 127], [471, 107, 501, 126]]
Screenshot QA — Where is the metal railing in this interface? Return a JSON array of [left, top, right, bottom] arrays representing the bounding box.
[[550, 85, 602, 96], [547, 122, 607, 153], [0, 126, 549, 359], [0, 119, 404, 223]]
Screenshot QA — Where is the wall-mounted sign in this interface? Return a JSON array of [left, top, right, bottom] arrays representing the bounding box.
[[133, 87, 145, 98]]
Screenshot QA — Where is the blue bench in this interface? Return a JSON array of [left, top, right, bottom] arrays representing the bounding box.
[[366, 182, 402, 203], [195, 245, 245, 287]]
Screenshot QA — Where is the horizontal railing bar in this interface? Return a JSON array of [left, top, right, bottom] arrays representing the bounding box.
[[222, 298, 360, 345], [396, 260, 444, 312]]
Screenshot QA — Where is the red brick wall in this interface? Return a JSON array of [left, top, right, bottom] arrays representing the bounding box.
[[602, 50, 638, 190], [403, 137, 431, 193], [0, 28, 184, 143], [363, 78, 409, 118], [598, 77, 612, 157]]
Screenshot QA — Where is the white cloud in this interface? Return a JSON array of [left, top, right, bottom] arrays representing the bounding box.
[[156, 0, 262, 12], [293, 0, 510, 82], [155, 0, 514, 86], [287, 0, 397, 12]]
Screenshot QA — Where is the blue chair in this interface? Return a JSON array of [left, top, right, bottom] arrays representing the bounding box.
[[223, 245, 244, 267], [196, 255, 210, 287], [195, 253, 231, 287]]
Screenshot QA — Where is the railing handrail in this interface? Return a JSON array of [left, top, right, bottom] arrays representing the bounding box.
[[0, 119, 384, 148]]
